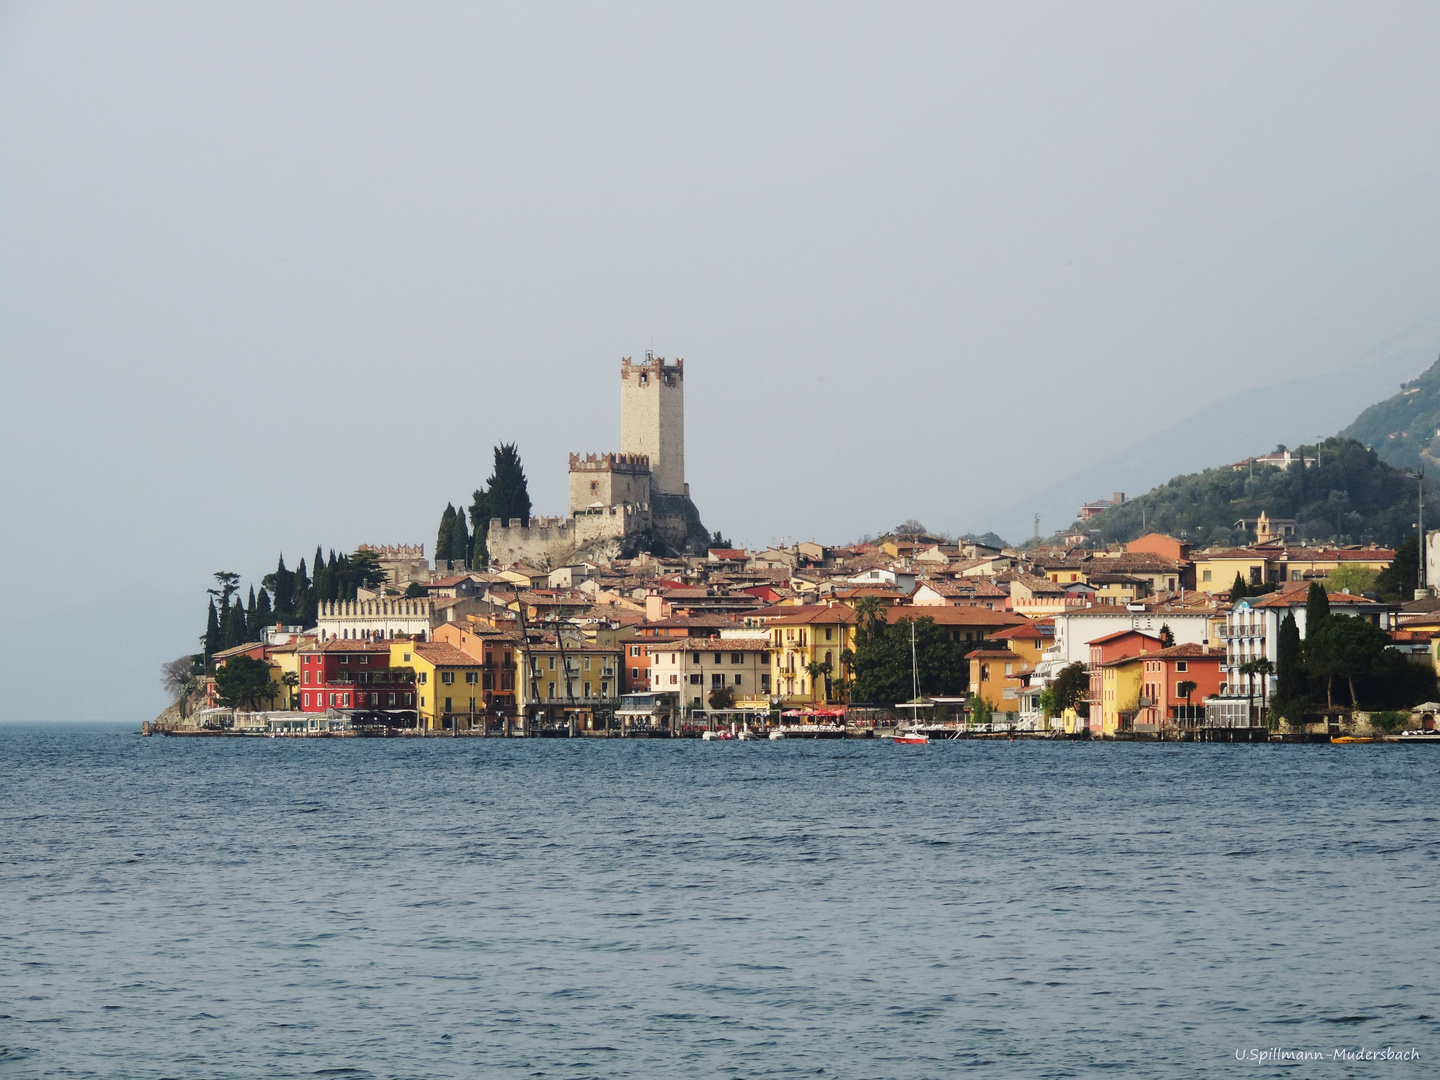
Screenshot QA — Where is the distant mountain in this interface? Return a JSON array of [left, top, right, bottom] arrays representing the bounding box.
[[1340, 354, 1440, 472], [981, 307, 1440, 544], [1073, 437, 1435, 550]]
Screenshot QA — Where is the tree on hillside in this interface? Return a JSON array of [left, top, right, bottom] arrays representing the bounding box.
[[1158, 623, 1175, 648], [1305, 613, 1388, 708], [850, 616, 968, 706], [349, 547, 387, 591], [254, 587, 272, 634], [222, 596, 247, 650], [213, 655, 276, 712], [295, 557, 316, 626], [1374, 535, 1420, 601]]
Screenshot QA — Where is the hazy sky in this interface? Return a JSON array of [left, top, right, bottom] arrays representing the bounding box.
[[5, 1, 1440, 630]]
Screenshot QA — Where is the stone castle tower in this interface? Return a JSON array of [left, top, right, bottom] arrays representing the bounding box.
[[487, 350, 711, 567], [620, 352, 686, 498]]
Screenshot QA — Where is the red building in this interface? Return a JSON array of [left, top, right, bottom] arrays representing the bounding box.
[[1134, 643, 1223, 731], [298, 640, 413, 716], [1086, 629, 1164, 712]]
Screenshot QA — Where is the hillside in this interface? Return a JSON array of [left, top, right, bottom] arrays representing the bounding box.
[[1340, 353, 1440, 472], [1074, 437, 1436, 548]]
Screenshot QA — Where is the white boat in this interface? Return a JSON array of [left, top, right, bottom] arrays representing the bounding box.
[[769, 730, 785, 740], [736, 727, 758, 741], [701, 730, 734, 741]]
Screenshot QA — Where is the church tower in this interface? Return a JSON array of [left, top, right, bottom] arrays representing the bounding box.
[[620, 352, 686, 497]]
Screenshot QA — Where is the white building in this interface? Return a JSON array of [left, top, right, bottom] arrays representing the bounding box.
[[1221, 587, 1395, 698], [647, 633, 772, 714]]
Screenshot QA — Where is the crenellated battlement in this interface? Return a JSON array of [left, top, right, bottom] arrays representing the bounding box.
[[569, 451, 651, 474], [621, 351, 683, 384], [358, 543, 425, 557]]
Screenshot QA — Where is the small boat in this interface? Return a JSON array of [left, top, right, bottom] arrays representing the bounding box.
[[769, 730, 785, 740], [891, 731, 930, 745], [701, 730, 734, 741], [1331, 736, 1375, 744], [736, 727, 758, 741]]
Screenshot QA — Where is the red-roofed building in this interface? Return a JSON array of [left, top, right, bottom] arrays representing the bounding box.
[[1086, 629, 1164, 717], [298, 639, 411, 720]]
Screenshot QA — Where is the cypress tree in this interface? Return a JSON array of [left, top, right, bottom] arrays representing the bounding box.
[[437, 504, 457, 566], [222, 597, 247, 650], [245, 586, 258, 629], [271, 555, 294, 621], [487, 443, 532, 527], [1306, 580, 1330, 630], [204, 598, 221, 661], [452, 510, 470, 567], [1230, 572, 1249, 602], [1276, 611, 1303, 700], [255, 587, 273, 634], [469, 490, 491, 568]]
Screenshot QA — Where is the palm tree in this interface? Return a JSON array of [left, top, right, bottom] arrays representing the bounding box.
[[852, 595, 886, 645], [281, 670, 299, 710], [1249, 657, 1274, 724], [804, 659, 833, 702], [1176, 679, 1197, 730]]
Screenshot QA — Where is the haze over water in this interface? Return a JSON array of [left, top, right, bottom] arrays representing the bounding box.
[[1, 726, 1436, 1078]]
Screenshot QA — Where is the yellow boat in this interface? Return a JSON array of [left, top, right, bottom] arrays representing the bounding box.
[[1331, 736, 1376, 744]]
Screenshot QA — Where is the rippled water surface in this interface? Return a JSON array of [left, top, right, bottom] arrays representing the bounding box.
[[2, 725, 1438, 1079]]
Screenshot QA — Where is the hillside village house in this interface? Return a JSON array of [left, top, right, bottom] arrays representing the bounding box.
[[389, 641, 485, 732], [1193, 543, 1395, 593], [1122, 643, 1223, 734], [430, 621, 521, 713], [299, 639, 411, 718]]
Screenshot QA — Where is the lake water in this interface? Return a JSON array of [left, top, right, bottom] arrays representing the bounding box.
[[1, 725, 1437, 1078]]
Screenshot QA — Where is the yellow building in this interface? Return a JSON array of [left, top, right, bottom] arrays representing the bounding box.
[[1095, 654, 1147, 737], [389, 640, 485, 731], [967, 649, 1031, 716], [1194, 549, 1273, 594], [1195, 544, 1393, 594], [767, 605, 857, 705]]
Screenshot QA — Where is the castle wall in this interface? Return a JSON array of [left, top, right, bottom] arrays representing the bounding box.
[[621, 354, 685, 497], [574, 503, 650, 545], [487, 517, 580, 570]]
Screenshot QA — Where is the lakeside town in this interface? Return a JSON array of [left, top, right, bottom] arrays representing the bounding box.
[[155, 354, 1440, 744]]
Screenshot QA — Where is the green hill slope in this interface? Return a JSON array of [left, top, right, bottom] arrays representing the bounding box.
[[1076, 437, 1434, 549], [1339, 354, 1440, 472]]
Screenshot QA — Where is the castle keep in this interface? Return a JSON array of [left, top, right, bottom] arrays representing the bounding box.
[[487, 352, 709, 567]]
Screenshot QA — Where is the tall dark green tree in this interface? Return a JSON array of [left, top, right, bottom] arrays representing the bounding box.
[[245, 586, 258, 636], [451, 511, 470, 567], [1230, 573, 1249, 602], [469, 489, 491, 568], [254, 587, 273, 634], [1052, 662, 1090, 719], [203, 598, 221, 661], [436, 504, 458, 565], [487, 443, 532, 527], [1306, 580, 1330, 629], [265, 555, 295, 621], [222, 596, 247, 650], [1374, 535, 1420, 601], [295, 557, 316, 626], [1275, 611, 1304, 700], [349, 547, 387, 590]]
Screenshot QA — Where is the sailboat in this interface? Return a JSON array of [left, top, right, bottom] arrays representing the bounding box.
[[891, 619, 930, 744]]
